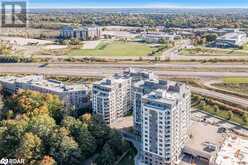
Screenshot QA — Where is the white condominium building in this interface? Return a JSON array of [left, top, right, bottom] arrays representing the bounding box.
[[92, 74, 132, 124], [123, 68, 158, 83], [91, 68, 156, 125], [141, 81, 191, 165], [0, 75, 90, 109], [133, 79, 168, 136]]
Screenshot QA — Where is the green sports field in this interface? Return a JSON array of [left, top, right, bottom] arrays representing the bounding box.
[[67, 41, 162, 57]]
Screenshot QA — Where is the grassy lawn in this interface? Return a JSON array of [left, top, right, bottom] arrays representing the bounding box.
[[201, 105, 248, 127], [242, 43, 248, 50], [181, 47, 248, 56], [223, 77, 248, 84], [67, 41, 163, 57], [213, 77, 248, 95], [213, 83, 248, 95], [193, 96, 248, 127]]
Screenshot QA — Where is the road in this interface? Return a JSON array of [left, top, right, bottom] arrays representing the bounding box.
[[161, 39, 191, 60], [3, 62, 248, 69], [1, 63, 248, 78], [191, 87, 248, 108]]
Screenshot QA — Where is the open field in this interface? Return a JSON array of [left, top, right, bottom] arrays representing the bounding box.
[[214, 83, 248, 96], [180, 47, 248, 56], [82, 40, 101, 49], [67, 41, 163, 57], [213, 77, 248, 95], [0, 36, 54, 46], [223, 77, 248, 83], [0, 28, 58, 39]]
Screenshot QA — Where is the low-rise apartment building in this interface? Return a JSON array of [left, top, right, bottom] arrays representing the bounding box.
[[60, 26, 101, 40], [0, 75, 90, 109]]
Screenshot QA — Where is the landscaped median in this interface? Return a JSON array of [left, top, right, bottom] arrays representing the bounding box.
[[212, 77, 248, 96], [180, 47, 248, 56], [192, 94, 248, 128]]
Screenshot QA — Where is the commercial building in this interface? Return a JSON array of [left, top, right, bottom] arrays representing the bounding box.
[[0, 75, 90, 109], [60, 26, 101, 40], [92, 74, 132, 124], [212, 31, 247, 48], [140, 81, 191, 165], [141, 32, 177, 43]]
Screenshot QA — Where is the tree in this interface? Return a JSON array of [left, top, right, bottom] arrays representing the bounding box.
[[0, 118, 28, 157], [45, 94, 63, 121], [242, 113, 248, 123], [14, 90, 44, 115], [80, 113, 92, 124], [227, 111, 234, 120], [27, 114, 56, 138], [205, 33, 218, 42], [77, 125, 97, 159], [69, 39, 81, 45], [4, 90, 63, 120], [48, 127, 81, 164], [38, 155, 57, 165], [88, 116, 110, 147], [214, 105, 220, 113], [95, 143, 115, 165], [0, 41, 12, 55], [0, 127, 7, 156], [16, 132, 44, 162], [62, 116, 82, 137], [107, 130, 130, 156], [62, 116, 97, 159]]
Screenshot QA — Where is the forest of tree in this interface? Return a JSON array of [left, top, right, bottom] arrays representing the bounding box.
[[27, 9, 248, 29], [0, 90, 131, 165]]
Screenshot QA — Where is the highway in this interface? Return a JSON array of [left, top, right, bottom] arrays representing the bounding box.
[[1, 63, 248, 78], [2, 62, 248, 69], [191, 87, 248, 108]]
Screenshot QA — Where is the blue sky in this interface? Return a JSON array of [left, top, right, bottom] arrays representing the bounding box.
[[25, 0, 248, 8]]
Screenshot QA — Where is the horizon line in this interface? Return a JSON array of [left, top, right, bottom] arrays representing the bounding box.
[[27, 7, 248, 9]]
